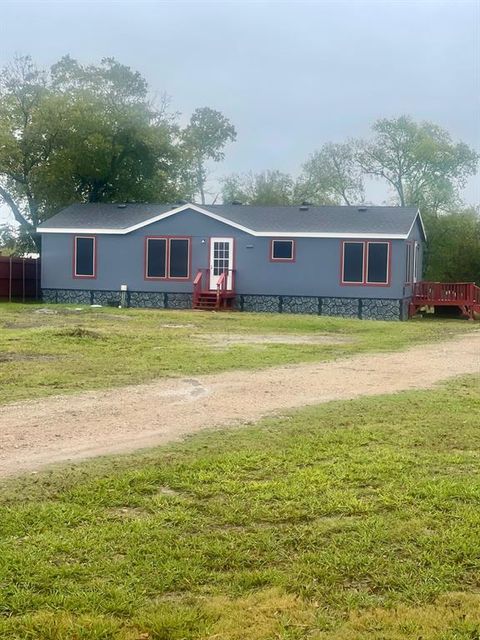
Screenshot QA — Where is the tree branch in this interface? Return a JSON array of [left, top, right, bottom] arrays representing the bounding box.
[[0, 185, 32, 229]]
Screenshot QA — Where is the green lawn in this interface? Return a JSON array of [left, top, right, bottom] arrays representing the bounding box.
[[0, 302, 476, 405], [0, 377, 479, 639]]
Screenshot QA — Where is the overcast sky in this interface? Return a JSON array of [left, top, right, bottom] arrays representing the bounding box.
[[0, 0, 478, 223]]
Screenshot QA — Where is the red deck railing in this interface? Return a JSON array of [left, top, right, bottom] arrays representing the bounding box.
[[412, 281, 480, 305], [410, 281, 480, 320]]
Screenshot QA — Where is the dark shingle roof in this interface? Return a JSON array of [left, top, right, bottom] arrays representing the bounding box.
[[37, 203, 423, 238]]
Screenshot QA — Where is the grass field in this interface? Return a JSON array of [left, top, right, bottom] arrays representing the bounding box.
[[0, 303, 476, 405], [0, 376, 479, 639]]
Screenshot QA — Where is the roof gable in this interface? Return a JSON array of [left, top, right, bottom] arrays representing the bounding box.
[[37, 202, 424, 239]]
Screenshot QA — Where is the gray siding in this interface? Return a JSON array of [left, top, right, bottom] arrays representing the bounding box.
[[402, 216, 424, 298], [41, 207, 412, 300]]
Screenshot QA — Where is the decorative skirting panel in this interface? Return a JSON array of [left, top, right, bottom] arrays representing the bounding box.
[[241, 295, 279, 313], [41, 289, 409, 320], [129, 291, 166, 308], [42, 288, 91, 304], [282, 296, 319, 314], [41, 289, 191, 310], [322, 297, 359, 318], [361, 298, 403, 321]]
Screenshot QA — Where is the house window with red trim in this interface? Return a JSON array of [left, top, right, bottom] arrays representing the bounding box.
[[169, 238, 189, 278], [342, 242, 364, 283], [342, 241, 390, 286], [146, 238, 167, 278], [271, 239, 295, 261], [74, 236, 96, 278], [405, 242, 413, 284], [145, 237, 190, 279], [367, 242, 389, 284]]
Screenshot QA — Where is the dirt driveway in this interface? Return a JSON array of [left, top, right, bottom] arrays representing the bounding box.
[[1, 333, 479, 478]]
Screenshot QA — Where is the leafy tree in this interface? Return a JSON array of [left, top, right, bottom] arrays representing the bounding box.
[[298, 142, 364, 205], [356, 116, 478, 214], [0, 55, 184, 250], [181, 107, 236, 204], [221, 170, 297, 205], [0, 224, 18, 255], [423, 207, 480, 283]]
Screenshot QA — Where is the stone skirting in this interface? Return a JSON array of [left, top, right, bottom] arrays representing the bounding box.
[[41, 289, 192, 310], [42, 289, 408, 320]]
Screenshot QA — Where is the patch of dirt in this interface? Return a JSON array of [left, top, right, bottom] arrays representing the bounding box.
[[157, 486, 184, 497], [194, 333, 355, 349], [159, 323, 196, 329], [107, 506, 151, 519], [0, 333, 478, 478], [33, 308, 57, 315], [2, 322, 51, 329], [0, 353, 60, 363]]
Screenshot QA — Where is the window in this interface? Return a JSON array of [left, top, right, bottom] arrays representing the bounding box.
[[169, 239, 189, 278], [342, 241, 390, 286], [367, 242, 389, 284], [405, 242, 413, 283], [146, 238, 167, 278], [342, 242, 364, 283], [413, 242, 420, 283], [271, 240, 295, 261], [145, 237, 190, 279], [405, 241, 420, 284], [74, 236, 96, 278], [213, 240, 231, 275]]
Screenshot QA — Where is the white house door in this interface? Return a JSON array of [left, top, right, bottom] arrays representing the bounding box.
[[209, 237, 234, 290]]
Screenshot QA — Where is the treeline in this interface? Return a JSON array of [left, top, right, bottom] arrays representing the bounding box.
[[220, 120, 480, 282], [0, 55, 236, 251], [0, 55, 478, 282]]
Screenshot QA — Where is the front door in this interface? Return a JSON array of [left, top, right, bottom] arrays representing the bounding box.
[[209, 237, 234, 290]]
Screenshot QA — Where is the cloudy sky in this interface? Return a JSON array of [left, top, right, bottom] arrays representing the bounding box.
[[0, 0, 478, 223]]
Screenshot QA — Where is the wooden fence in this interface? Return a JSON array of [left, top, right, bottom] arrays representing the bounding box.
[[0, 256, 41, 301]]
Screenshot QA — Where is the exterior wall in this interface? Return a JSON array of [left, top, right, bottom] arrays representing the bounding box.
[[403, 217, 424, 299], [41, 207, 411, 301]]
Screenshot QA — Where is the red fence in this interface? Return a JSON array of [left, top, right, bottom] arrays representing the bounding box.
[[0, 256, 41, 301]]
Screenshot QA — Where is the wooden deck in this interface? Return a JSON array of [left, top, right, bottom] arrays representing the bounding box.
[[410, 281, 480, 320]]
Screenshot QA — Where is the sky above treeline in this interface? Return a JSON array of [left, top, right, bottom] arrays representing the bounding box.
[[0, 0, 478, 223]]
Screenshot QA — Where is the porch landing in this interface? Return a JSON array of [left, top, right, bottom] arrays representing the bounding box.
[[409, 282, 480, 320]]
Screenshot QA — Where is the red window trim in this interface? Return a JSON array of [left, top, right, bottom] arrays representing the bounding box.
[[341, 240, 391, 287], [270, 239, 296, 262], [144, 236, 192, 281], [73, 235, 97, 279]]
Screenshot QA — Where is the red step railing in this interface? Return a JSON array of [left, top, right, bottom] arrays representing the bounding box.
[[193, 268, 235, 309], [193, 269, 208, 307]]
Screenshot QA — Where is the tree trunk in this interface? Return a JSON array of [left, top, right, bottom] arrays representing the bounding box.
[[0, 185, 31, 228], [0, 185, 41, 253]]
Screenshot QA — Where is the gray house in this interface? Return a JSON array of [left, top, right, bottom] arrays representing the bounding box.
[[37, 202, 426, 320]]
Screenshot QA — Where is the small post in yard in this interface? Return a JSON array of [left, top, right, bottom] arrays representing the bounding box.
[[8, 256, 12, 302], [35, 258, 39, 301], [22, 258, 26, 303]]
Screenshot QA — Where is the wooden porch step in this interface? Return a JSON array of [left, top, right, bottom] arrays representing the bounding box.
[[193, 290, 236, 311]]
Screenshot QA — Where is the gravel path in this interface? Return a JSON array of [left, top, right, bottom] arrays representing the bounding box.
[[1, 333, 479, 477]]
